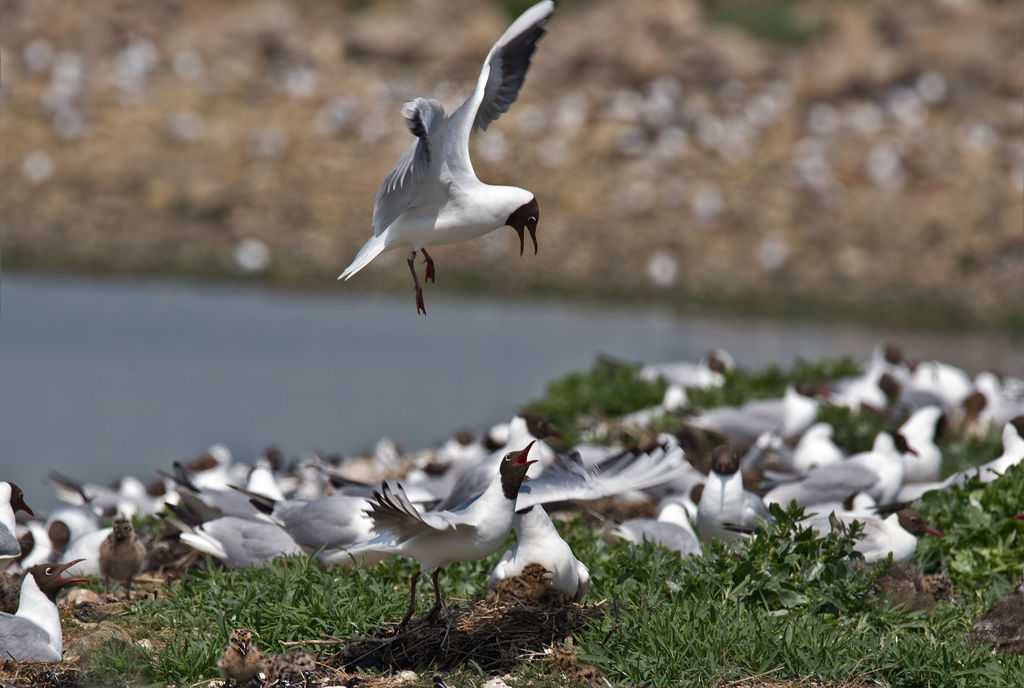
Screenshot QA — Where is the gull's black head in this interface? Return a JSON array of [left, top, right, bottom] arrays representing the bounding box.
[[896, 509, 943, 538], [505, 197, 540, 256], [28, 559, 89, 598], [710, 445, 740, 476], [8, 482, 33, 517], [499, 441, 537, 500], [521, 412, 563, 441]]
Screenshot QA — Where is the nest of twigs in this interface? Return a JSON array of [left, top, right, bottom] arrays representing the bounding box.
[[329, 593, 604, 673]]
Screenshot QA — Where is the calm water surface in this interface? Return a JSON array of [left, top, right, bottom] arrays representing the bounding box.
[[2, 274, 1022, 512]]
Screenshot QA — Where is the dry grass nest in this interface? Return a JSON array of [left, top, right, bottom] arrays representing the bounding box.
[[325, 591, 604, 674]]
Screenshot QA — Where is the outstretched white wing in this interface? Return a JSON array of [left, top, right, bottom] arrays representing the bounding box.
[[445, 1, 554, 179]]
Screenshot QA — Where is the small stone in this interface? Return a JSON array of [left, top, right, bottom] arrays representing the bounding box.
[[63, 588, 102, 606]]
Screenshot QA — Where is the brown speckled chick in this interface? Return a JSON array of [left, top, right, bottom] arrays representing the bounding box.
[[486, 562, 552, 604], [218, 628, 264, 687], [98, 516, 147, 600]]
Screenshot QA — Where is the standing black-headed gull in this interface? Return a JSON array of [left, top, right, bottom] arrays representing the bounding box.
[[345, 442, 536, 630], [338, 1, 555, 314], [1, 482, 34, 569]]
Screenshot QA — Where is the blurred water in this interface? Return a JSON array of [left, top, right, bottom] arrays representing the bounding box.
[[1, 273, 1022, 513]]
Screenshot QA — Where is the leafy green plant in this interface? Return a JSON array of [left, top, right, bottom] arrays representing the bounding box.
[[686, 356, 860, 411], [520, 360, 666, 439]]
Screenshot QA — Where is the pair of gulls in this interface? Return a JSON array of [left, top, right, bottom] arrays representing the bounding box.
[[338, 1, 554, 314]]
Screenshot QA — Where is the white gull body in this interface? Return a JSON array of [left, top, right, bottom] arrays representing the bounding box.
[[765, 432, 906, 508], [0, 574, 62, 662], [487, 505, 590, 602], [696, 446, 773, 543], [339, 1, 554, 314], [1, 483, 30, 569]]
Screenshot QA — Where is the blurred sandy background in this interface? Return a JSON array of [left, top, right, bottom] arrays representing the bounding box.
[[2, 0, 1022, 328]]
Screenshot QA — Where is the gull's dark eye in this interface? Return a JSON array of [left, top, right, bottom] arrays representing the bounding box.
[[528, 216, 537, 225], [45, 567, 55, 575]]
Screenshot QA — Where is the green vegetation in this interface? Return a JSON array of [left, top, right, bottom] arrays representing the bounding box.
[[520, 359, 667, 441], [83, 358, 1024, 687], [702, 0, 828, 45]]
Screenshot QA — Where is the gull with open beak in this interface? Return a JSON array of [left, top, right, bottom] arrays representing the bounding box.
[[0, 559, 88, 614], [342, 441, 537, 630], [338, 1, 555, 314]]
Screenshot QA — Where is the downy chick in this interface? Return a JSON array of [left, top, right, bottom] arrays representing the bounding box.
[[218, 628, 264, 687], [98, 516, 146, 600]]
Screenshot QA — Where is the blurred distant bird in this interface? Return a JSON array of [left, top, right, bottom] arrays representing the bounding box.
[[697, 445, 774, 542], [338, 1, 555, 314], [1, 482, 33, 569]]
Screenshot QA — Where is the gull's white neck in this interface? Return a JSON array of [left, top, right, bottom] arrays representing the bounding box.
[[17, 575, 63, 656], [0, 483, 15, 534]]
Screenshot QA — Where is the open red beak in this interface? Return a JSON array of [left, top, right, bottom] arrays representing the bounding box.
[[57, 559, 90, 584], [924, 526, 943, 538], [515, 440, 538, 467]]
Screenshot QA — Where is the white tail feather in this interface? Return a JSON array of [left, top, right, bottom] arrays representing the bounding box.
[[339, 233, 389, 281]]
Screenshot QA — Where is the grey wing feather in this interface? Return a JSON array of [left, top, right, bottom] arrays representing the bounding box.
[[517, 445, 691, 509], [0, 526, 20, 558], [0, 618, 60, 662], [372, 98, 447, 234], [615, 520, 701, 557], [276, 495, 370, 549], [766, 463, 878, 507], [365, 482, 466, 543]]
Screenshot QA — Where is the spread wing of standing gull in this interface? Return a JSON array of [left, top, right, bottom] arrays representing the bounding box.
[[338, 1, 555, 314]]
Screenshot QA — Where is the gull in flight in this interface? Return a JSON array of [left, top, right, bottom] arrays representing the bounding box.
[[338, 1, 555, 314]]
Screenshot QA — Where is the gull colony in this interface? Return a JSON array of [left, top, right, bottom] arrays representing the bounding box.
[[3, 342, 1024, 664]]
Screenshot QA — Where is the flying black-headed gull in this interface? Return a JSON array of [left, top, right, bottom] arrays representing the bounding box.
[[696, 445, 774, 542], [487, 504, 590, 602], [1, 482, 33, 569], [338, 0, 555, 314], [0, 573, 62, 662], [342, 442, 536, 630]]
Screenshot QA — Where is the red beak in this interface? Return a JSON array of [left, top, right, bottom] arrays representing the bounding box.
[[924, 526, 943, 538], [515, 440, 538, 467], [56, 558, 90, 584], [1014, 514, 1024, 521]]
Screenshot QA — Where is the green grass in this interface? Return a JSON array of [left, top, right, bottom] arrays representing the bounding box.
[[84, 358, 1024, 687], [702, 0, 828, 46]]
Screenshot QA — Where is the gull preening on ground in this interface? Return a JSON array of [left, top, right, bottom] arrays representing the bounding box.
[[338, 1, 555, 314]]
